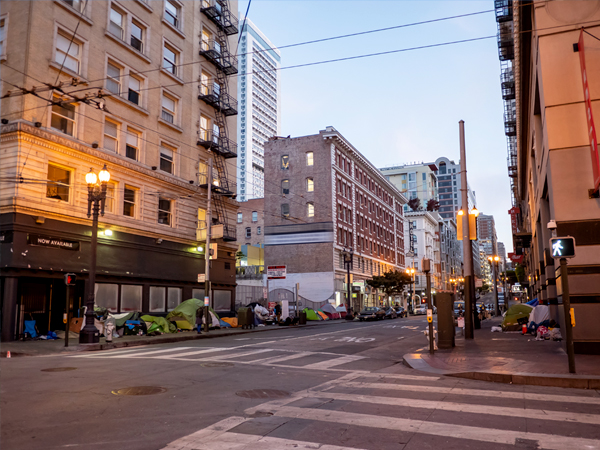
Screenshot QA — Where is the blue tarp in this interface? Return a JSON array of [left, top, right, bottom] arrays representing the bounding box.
[[526, 298, 539, 307]]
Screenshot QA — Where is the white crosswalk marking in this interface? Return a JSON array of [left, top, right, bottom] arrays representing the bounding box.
[[301, 354, 365, 370]]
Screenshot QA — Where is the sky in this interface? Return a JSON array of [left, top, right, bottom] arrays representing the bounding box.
[[238, 0, 513, 253]]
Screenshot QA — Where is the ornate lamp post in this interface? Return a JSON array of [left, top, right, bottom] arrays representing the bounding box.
[[80, 165, 110, 344], [406, 266, 415, 314], [341, 247, 353, 310]]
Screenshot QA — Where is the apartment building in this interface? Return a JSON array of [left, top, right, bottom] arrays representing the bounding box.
[[236, 18, 280, 201], [439, 218, 462, 291], [504, 1, 600, 352], [380, 162, 438, 213], [0, 0, 239, 341], [478, 214, 498, 257], [262, 127, 407, 310], [235, 197, 264, 306]]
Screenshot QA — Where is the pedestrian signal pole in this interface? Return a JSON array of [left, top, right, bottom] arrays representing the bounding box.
[[204, 158, 213, 333]]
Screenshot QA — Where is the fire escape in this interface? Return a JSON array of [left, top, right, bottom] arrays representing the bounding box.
[[198, 0, 238, 242], [495, 0, 518, 207]]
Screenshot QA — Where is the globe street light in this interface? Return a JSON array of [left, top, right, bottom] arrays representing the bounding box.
[[80, 165, 110, 344]]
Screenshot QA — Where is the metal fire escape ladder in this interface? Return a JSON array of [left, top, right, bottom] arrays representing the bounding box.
[[198, 0, 238, 242]]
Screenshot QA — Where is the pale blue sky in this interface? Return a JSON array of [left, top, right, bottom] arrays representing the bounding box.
[[239, 0, 513, 253]]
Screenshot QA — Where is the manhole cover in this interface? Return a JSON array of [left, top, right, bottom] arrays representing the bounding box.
[[236, 389, 290, 399], [201, 362, 234, 368], [41, 367, 77, 372], [111, 386, 167, 396]]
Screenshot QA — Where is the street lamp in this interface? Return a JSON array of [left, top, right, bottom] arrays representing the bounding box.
[[406, 266, 415, 314], [80, 164, 110, 344], [341, 247, 353, 311], [488, 255, 500, 316]]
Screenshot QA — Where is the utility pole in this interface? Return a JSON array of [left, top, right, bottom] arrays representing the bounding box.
[[203, 158, 213, 333], [459, 120, 475, 339]]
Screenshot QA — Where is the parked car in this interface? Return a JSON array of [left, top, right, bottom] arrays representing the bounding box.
[[415, 305, 427, 315], [394, 306, 407, 318], [383, 306, 397, 319], [357, 307, 385, 321]]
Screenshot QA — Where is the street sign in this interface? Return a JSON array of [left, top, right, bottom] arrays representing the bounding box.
[[550, 237, 576, 259], [267, 265, 286, 279], [198, 274, 206, 283]]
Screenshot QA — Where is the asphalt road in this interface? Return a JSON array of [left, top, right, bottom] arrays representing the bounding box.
[[2, 315, 600, 450]]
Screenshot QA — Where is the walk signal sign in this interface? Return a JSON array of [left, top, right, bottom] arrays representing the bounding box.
[[64, 273, 77, 285], [550, 237, 576, 259]]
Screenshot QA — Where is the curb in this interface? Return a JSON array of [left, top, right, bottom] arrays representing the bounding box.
[[1, 320, 352, 357], [403, 353, 600, 390]]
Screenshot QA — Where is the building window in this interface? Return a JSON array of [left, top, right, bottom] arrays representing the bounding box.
[[257, 226, 261, 235], [46, 164, 71, 201], [50, 99, 76, 136], [237, 212, 243, 223], [307, 202, 314, 218], [199, 115, 209, 141], [281, 203, 290, 218], [106, 62, 122, 95], [158, 197, 172, 225], [62, 0, 83, 12], [0, 16, 5, 60], [200, 71, 210, 95], [245, 227, 251, 238], [121, 285, 142, 312], [55, 32, 81, 74], [252, 211, 258, 222], [130, 21, 144, 52], [109, 6, 124, 39], [281, 155, 289, 170], [306, 178, 314, 192], [167, 288, 181, 311], [161, 93, 176, 123], [164, 0, 180, 28], [201, 28, 212, 52], [306, 151, 313, 166], [162, 42, 178, 75], [104, 120, 119, 152], [105, 182, 116, 213], [128, 75, 141, 105], [123, 186, 136, 217], [149, 287, 166, 312], [160, 144, 174, 174], [126, 128, 140, 160], [281, 179, 289, 195]]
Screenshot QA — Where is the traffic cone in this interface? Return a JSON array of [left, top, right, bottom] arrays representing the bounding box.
[[522, 324, 527, 335], [6, 351, 11, 358]]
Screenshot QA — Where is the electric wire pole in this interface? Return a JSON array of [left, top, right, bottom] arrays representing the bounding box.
[[203, 158, 213, 333]]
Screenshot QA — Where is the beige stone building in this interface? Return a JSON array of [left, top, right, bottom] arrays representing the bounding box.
[[507, 1, 600, 353], [0, 0, 239, 340]]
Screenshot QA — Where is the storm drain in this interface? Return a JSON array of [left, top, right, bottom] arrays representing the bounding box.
[[41, 367, 77, 372], [236, 389, 290, 399], [201, 362, 234, 368], [111, 386, 168, 396]]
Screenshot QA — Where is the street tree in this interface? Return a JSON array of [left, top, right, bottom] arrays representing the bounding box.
[[366, 270, 412, 299]]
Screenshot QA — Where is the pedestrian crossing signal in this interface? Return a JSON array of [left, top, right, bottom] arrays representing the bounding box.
[[64, 273, 77, 285], [550, 237, 576, 258]]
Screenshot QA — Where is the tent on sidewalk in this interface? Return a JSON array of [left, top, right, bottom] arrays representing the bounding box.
[[303, 308, 321, 321], [166, 298, 221, 329], [141, 315, 176, 334], [501, 304, 533, 331], [321, 303, 340, 319], [316, 310, 329, 320], [335, 304, 347, 318]]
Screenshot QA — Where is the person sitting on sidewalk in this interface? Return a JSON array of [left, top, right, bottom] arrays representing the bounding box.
[[275, 303, 282, 323]]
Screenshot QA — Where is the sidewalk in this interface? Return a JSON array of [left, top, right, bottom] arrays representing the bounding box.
[[403, 317, 600, 389], [1, 318, 349, 358]]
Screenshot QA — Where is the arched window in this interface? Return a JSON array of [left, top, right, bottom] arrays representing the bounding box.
[[281, 179, 289, 195], [439, 161, 447, 174], [306, 178, 314, 192], [307, 202, 314, 218]]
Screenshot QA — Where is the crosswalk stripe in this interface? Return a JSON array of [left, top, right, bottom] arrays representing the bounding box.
[[343, 381, 600, 405], [161, 417, 365, 450], [272, 406, 600, 450], [152, 347, 230, 359], [301, 355, 365, 370], [165, 348, 273, 362], [300, 391, 600, 425], [250, 351, 313, 365], [71, 347, 195, 358]]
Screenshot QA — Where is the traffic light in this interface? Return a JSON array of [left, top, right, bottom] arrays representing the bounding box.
[[64, 273, 77, 285]]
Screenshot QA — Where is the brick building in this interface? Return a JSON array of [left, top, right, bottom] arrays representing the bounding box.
[[263, 127, 408, 310], [0, 0, 239, 341]]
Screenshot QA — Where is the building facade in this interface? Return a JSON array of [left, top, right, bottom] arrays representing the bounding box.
[[380, 162, 438, 213], [439, 218, 462, 291], [0, 0, 239, 341], [506, 1, 600, 353], [478, 214, 498, 257], [235, 197, 264, 307], [236, 18, 280, 201], [263, 127, 407, 311]]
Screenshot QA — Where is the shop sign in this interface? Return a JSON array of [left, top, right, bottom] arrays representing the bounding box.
[[27, 234, 80, 251], [508, 206, 520, 234], [508, 252, 523, 264], [267, 265, 286, 279]]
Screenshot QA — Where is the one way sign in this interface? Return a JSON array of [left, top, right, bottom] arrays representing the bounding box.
[[550, 236, 576, 259]]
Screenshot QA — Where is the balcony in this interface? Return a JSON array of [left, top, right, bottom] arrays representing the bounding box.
[[222, 224, 236, 241], [200, 0, 239, 36], [501, 68, 515, 100], [197, 130, 237, 159], [198, 85, 238, 116], [494, 0, 513, 23], [236, 265, 264, 280], [497, 21, 514, 61], [199, 40, 238, 75]]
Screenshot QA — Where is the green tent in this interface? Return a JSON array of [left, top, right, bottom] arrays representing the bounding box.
[[501, 304, 533, 330], [303, 307, 321, 321], [141, 315, 176, 334], [165, 298, 221, 328]]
